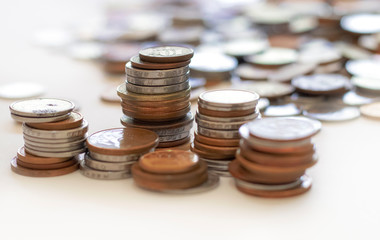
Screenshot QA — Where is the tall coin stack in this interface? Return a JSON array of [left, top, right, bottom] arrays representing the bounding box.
[[191, 89, 260, 177], [230, 117, 320, 198], [9, 98, 87, 177], [118, 46, 194, 148], [80, 128, 159, 180]]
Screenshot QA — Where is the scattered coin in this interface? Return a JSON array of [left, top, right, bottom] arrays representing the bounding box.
[[245, 47, 298, 68], [10, 98, 75, 118], [360, 102, 380, 119], [139, 46, 194, 63], [303, 103, 360, 121], [292, 74, 350, 95], [341, 13, 380, 35], [0, 82, 45, 99]]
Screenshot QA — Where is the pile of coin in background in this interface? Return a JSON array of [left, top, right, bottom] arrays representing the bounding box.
[[229, 117, 320, 198], [191, 89, 260, 177], [9, 98, 87, 177], [80, 127, 159, 180], [132, 150, 219, 193], [118, 46, 194, 148]]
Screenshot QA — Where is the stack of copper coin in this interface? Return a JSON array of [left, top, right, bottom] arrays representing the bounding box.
[[9, 98, 86, 177], [81, 128, 159, 180], [132, 150, 219, 193], [191, 89, 260, 177], [230, 117, 320, 198], [118, 46, 194, 148]]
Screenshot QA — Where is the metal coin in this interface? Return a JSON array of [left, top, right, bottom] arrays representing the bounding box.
[[360, 102, 380, 119], [125, 61, 189, 78], [24, 145, 86, 158], [23, 137, 85, 148], [79, 161, 131, 180], [10, 98, 75, 117], [268, 63, 316, 83], [234, 82, 294, 99], [24, 139, 84, 151], [235, 64, 274, 81], [11, 112, 71, 123], [23, 134, 87, 144], [126, 81, 189, 95], [263, 103, 301, 117], [345, 59, 380, 79], [235, 177, 303, 191], [303, 103, 360, 122], [26, 112, 83, 130], [292, 74, 350, 95], [343, 91, 377, 106], [85, 153, 134, 171], [207, 164, 230, 171], [195, 115, 253, 130], [130, 55, 191, 70], [126, 72, 189, 86], [199, 157, 231, 166], [197, 101, 255, 112], [196, 110, 259, 123], [0, 82, 45, 99], [22, 120, 88, 139], [190, 52, 237, 74], [159, 132, 189, 142], [139, 46, 194, 63], [223, 38, 268, 57], [352, 76, 380, 92], [245, 47, 298, 67], [17, 146, 71, 164], [341, 13, 380, 35], [198, 126, 239, 139], [208, 169, 231, 177], [89, 150, 150, 163], [199, 89, 259, 109]]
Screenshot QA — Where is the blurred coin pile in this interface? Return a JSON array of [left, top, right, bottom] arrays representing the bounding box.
[[9, 98, 87, 177], [119, 46, 194, 148], [191, 89, 260, 177]]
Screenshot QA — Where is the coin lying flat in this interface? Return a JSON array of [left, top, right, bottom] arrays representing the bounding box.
[[360, 102, 380, 119], [126, 73, 189, 86], [245, 47, 298, 67], [126, 81, 189, 95], [17, 157, 77, 170], [234, 82, 295, 99], [341, 13, 380, 35], [22, 120, 88, 139], [0, 82, 45, 99], [11, 113, 71, 123], [352, 76, 380, 93], [303, 103, 360, 122], [292, 74, 350, 95], [199, 89, 259, 109], [125, 61, 189, 78], [263, 103, 301, 117], [79, 160, 131, 180], [10, 98, 75, 118], [130, 55, 191, 70], [17, 147, 71, 164], [26, 112, 83, 130], [139, 46, 194, 63], [345, 59, 380, 79]]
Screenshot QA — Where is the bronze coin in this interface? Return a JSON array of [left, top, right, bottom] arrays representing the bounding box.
[[17, 146, 71, 164], [235, 175, 312, 198], [16, 157, 77, 170], [198, 105, 256, 118], [190, 143, 234, 160], [193, 139, 237, 157], [11, 156, 79, 177], [123, 104, 191, 122], [139, 46, 194, 63], [268, 35, 303, 49], [157, 136, 191, 148], [194, 131, 240, 147], [139, 150, 199, 174], [86, 128, 159, 155], [121, 100, 189, 113], [130, 55, 191, 70], [26, 112, 83, 130], [122, 94, 190, 108]]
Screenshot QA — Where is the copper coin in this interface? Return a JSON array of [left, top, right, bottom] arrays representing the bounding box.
[[194, 131, 240, 147], [17, 147, 71, 164], [122, 94, 190, 108], [235, 175, 312, 198], [157, 136, 191, 148], [26, 112, 83, 130], [198, 105, 256, 118], [268, 35, 303, 49], [139, 150, 199, 174], [121, 100, 189, 113], [16, 157, 77, 170], [123, 104, 190, 122], [193, 139, 237, 157], [130, 55, 190, 70], [139, 46, 194, 63], [291, 74, 350, 95], [11, 156, 79, 177], [86, 128, 159, 155], [190, 143, 234, 160], [243, 138, 316, 155]]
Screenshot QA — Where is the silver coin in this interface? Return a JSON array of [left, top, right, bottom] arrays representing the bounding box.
[[79, 161, 131, 180], [208, 169, 231, 177], [345, 59, 380, 80], [85, 153, 134, 171], [245, 47, 298, 67], [263, 103, 302, 117], [190, 52, 237, 74], [303, 103, 360, 122], [257, 98, 270, 110], [198, 126, 239, 139], [197, 101, 256, 112], [126, 72, 189, 86], [235, 177, 304, 191], [11, 112, 70, 123], [234, 82, 294, 99], [196, 114, 252, 130], [154, 122, 193, 136], [199, 89, 260, 109], [342, 91, 377, 106], [24, 145, 86, 158], [292, 74, 350, 94], [23, 137, 86, 148], [207, 164, 230, 171], [126, 81, 189, 95], [89, 150, 150, 163], [0, 82, 45, 99], [159, 132, 190, 142], [199, 157, 231, 166], [23, 134, 87, 144], [24, 141, 84, 152], [125, 61, 189, 78], [268, 63, 316, 83], [196, 110, 259, 123], [352, 76, 380, 92], [157, 172, 219, 194], [22, 120, 88, 139], [9, 98, 74, 117]]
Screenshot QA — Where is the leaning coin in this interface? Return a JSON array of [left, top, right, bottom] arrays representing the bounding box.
[[79, 161, 131, 180], [303, 103, 360, 122], [139, 46, 194, 63], [11, 112, 71, 123], [85, 153, 134, 171], [159, 172, 219, 194], [125, 61, 189, 78], [126, 81, 189, 95], [26, 112, 83, 130], [10, 98, 74, 117], [360, 102, 380, 119], [22, 120, 88, 139], [126, 72, 189, 86], [198, 126, 239, 139]]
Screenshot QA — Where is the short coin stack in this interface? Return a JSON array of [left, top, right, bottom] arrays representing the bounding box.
[[230, 117, 320, 198], [132, 150, 219, 193], [191, 89, 260, 177], [9, 98, 87, 177], [118, 46, 194, 148], [81, 128, 159, 180]]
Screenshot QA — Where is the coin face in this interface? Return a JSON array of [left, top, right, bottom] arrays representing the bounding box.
[[139, 46, 194, 63], [10, 98, 74, 117], [292, 74, 350, 95], [86, 128, 159, 155], [139, 150, 199, 174], [245, 117, 318, 141], [190, 52, 237, 73], [199, 89, 259, 107], [360, 102, 380, 119]]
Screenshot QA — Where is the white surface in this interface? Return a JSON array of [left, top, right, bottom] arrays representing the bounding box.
[[0, 1, 379, 240]]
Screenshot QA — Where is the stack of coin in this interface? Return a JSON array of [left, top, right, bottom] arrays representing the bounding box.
[[118, 46, 194, 148], [230, 117, 320, 198], [9, 98, 86, 177], [191, 89, 260, 177], [132, 150, 219, 193], [81, 128, 159, 180]]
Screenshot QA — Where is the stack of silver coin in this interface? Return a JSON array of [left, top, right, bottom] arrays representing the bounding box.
[[191, 89, 260, 177], [118, 46, 194, 148]]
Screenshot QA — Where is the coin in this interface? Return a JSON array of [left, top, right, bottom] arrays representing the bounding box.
[[234, 82, 294, 99], [196, 110, 259, 123], [80, 161, 131, 180], [126, 81, 189, 95], [193, 140, 237, 156], [22, 120, 88, 139], [123, 104, 190, 122], [10, 98, 75, 118], [360, 102, 380, 119], [341, 13, 380, 35], [190, 143, 234, 160], [23, 134, 87, 144], [86, 128, 159, 155], [198, 126, 239, 139], [24, 145, 86, 158], [159, 132, 189, 142], [157, 136, 191, 148], [245, 47, 298, 68], [198, 105, 256, 118], [11, 156, 78, 177], [223, 38, 268, 57], [0, 82, 45, 99], [17, 157, 77, 170], [345, 59, 380, 79], [139, 46, 194, 63], [84, 154, 134, 171], [263, 103, 301, 117], [235, 177, 303, 191], [23, 137, 86, 149], [125, 61, 189, 78], [130, 55, 191, 70], [235, 64, 274, 81], [121, 93, 190, 108], [190, 52, 237, 78], [17, 147, 71, 164], [199, 89, 259, 109], [194, 131, 240, 147], [26, 112, 83, 130], [11, 112, 71, 123], [292, 74, 350, 95], [196, 115, 252, 130], [126, 73, 189, 86], [352, 76, 380, 93], [303, 103, 360, 121], [343, 91, 377, 106], [268, 63, 316, 83], [89, 150, 149, 163]]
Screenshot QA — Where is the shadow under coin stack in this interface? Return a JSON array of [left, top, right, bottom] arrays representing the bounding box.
[[9, 98, 87, 177], [230, 117, 320, 198], [132, 150, 219, 193], [118, 46, 194, 148], [191, 89, 260, 177], [81, 128, 159, 180]]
